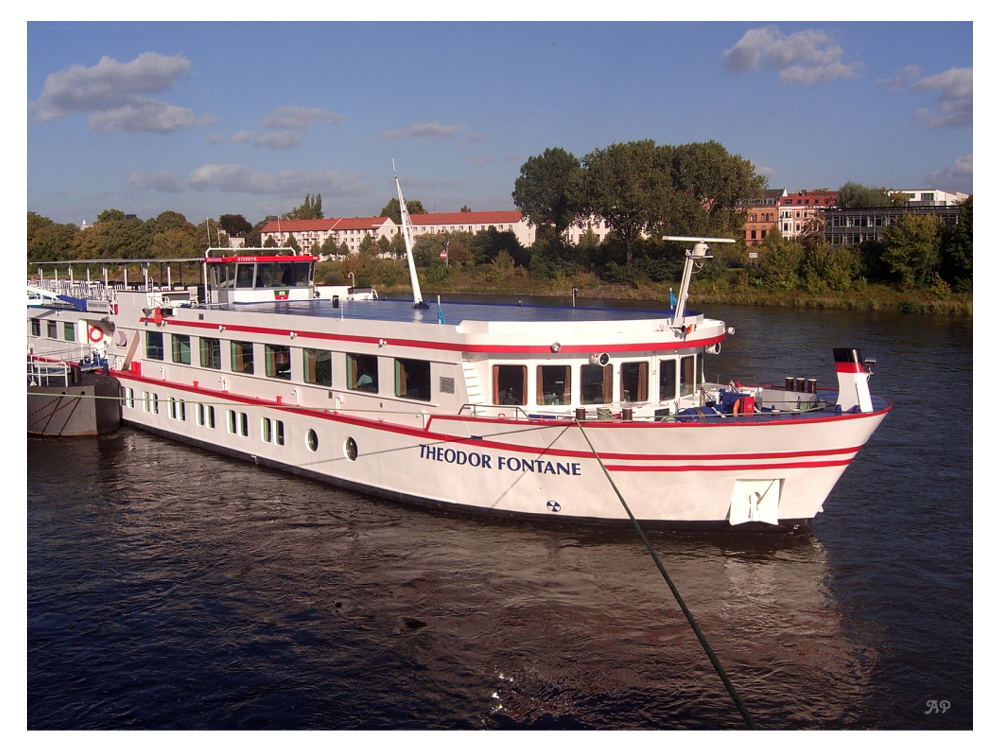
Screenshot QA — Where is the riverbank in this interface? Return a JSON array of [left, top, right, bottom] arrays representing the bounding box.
[[384, 277, 973, 316]]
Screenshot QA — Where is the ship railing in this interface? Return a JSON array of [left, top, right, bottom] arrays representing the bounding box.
[[27, 358, 80, 388], [458, 403, 531, 421]]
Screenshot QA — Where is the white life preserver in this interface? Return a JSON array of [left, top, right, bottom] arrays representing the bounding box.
[[88, 326, 104, 343]]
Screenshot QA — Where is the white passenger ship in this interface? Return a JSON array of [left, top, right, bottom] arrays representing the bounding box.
[[27, 186, 890, 530]]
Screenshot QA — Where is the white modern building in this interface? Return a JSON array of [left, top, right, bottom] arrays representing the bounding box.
[[889, 189, 970, 206]]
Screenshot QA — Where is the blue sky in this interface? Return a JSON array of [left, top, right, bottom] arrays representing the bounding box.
[[26, 20, 973, 227]]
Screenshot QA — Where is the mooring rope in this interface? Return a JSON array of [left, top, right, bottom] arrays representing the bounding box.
[[574, 418, 757, 729]]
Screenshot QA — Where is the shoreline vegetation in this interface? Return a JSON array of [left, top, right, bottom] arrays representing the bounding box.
[[368, 277, 973, 316]]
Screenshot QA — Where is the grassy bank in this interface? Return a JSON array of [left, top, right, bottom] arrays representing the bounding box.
[[377, 274, 973, 316]]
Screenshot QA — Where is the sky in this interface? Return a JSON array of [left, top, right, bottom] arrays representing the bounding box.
[[25, 18, 974, 228]]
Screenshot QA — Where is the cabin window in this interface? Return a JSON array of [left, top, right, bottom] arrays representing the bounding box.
[[306, 429, 319, 452], [146, 331, 164, 360], [680, 354, 699, 396], [621, 361, 649, 402], [227, 409, 236, 434], [172, 334, 191, 365], [275, 420, 285, 446], [235, 264, 255, 288], [493, 364, 527, 405], [30, 319, 41, 336], [241, 412, 249, 436], [659, 359, 677, 401], [231, 341, 254, 374], [580, 364, 613, 405], [347, 353, 378, 392], [537, 365, 571, 405], [63, 322, 75, 342], [265, 344, 291, 380], [196, 403, 215, 429], [303, 348, 333, 386], [47, 321, 57, 338], [395, 358, 431, 401], [200, 337, 222, 369], [262, 418, 272, 443]]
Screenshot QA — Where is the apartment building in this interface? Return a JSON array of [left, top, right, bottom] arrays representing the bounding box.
[[779, 190, 839, 239], [739, 188, 786, 245]]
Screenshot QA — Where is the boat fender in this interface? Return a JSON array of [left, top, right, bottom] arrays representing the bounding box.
[[88, 326, 104, 343]]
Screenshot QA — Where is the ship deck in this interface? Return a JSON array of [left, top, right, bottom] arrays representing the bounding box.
[[230, 297, 682, 326]]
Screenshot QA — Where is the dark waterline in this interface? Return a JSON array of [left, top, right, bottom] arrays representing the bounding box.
[[27, 302, 972, 729]]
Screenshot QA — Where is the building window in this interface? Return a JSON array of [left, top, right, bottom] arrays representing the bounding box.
[[231, 341, 254, 374], [31, 319, 41, 336], [172, 334, 191, 364], [146, 331, 164, 360], [303, 348, 332, 386], [265, 344, 291, 380], [64, 322, 76, 341], [200, 337, 222, 369], [347, 353, 378, 392], [395, 358, 431, 401], [47, 321, 58, 338]]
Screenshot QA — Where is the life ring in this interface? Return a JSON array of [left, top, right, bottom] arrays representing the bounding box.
[[498, 412, 506, 420], [88, 326, 104, 343]]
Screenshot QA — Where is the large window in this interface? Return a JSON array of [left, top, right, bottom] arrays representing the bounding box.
[[493, 364, 527, 405], [146, 331, 164, 360], [265, 344, 291, 380], [536, 365, 571, 405], [347, 354, 378, 392], [395, 358, 431, 401], [200, 337, 222, 370], [63, 322, 76, 342], [172, 334, 191, 365], [580, 364, 612, 405], [30, 319, 41, 336], [621, 361, 649, 402], [659, 359, 677, 401], [303, 348, 333, 386], [231, 341, 254, 374], [680, 354, 699, 396]]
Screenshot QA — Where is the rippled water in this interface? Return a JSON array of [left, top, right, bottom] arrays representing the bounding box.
[[27, 303, 973, 730]]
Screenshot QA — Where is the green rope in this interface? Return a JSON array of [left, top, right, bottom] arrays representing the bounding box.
[[575, 419, 757, 730]]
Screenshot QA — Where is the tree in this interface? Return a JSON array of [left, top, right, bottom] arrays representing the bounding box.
[[76, 210, 152, 259], [379, 198, 427, 225], [218, 213, 253, 237], [578, 140, 673, 265], [282, 193, 323, 220], [939, 196, 973, 290], [27, 214, 78, 263], [881, 212, 941, 288], [668, 140, 766, 234], [511, 147, 583, 248], [838, 182, 910, 209]]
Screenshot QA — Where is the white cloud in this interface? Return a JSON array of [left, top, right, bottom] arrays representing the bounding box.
[[254, 131, 302, 150], [911, 67, 972, 128], [187, 163, 368, 197], [928, 154, 973, 192], [29, 52, 211, 134], [723, 26, 861, 84], [380, 122, 468, 140], [879, 65, 922, 91], [260, 106, 346, 131], [126, 170, 186, 193]]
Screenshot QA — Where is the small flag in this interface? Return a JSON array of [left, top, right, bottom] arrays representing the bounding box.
[[669, 288, 677, 308], [437, 296, 445, 325]]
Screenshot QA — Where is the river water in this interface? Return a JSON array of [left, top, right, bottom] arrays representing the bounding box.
[[26, 302, 973, 730]]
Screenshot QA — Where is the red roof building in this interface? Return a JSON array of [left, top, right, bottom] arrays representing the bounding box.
[[778, 190, 839, 239]]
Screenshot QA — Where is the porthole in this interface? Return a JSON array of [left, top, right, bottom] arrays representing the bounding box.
[[306, 429, 319, 452], [345, 437, 358, 461]]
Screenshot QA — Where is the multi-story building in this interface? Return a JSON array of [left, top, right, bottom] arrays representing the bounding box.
[[260, 217, 396, 255], [739, 188, 786, 245], [260, 211, 537, 255], [779, 190, 839, 239], [824, 203, 965, 246], [888, 189, 970, 207], [408, 211, 535, 247]]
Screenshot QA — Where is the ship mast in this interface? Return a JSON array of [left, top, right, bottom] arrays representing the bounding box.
[[394, 163, 428, 309], [664, 236, 735, 327]]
